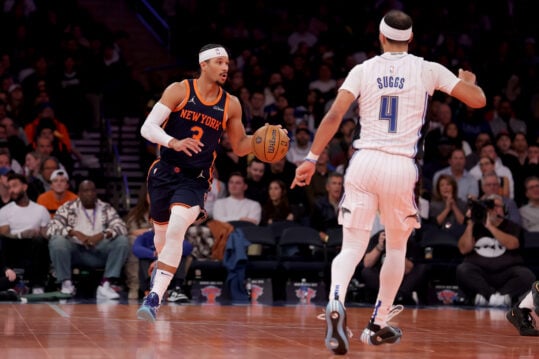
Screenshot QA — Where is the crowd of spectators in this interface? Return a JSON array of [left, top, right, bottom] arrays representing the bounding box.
[[1, 0, 539, 305]]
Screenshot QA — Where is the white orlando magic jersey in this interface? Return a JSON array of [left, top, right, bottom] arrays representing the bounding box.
[[341, 52, 460, 158]]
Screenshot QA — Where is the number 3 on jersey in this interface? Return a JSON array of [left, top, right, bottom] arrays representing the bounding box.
[[379, 95, 398, 133]]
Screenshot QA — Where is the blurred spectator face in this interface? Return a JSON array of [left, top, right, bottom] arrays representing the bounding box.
[[448, 149, 466, 171], [270, 158, 285, 173], [79, 181, 97, 208], [474, 133, 491, 152], [283, 108, 296, 128], [437, 104, 452, 126], [0, 153, 10, 168], [481, 173, 501, 195], [250, 92, 265, 111], [247, 161, 265, 182], [512, 133, 528, 153], [41, 158, 59, 182], [0, 124, 7, 140], [528, 145, 539, 163], [496, 133, 512, 153], [437, 177, 454, 198], [25, 152, 41, 174], [8, 177, 26, 201], [0, 117, 18, 137], [445, 123, 459, 139], [36, 136, 54, 156], [498, 100, 513, 120], [478, 156, 495, 175], [295, 129, 311, 146], [50, 174, 69, 195], [268, 180, 284, 202], [479, 144, 498, 161], [326, 175, 343, 200], [525, 178, 539, 202], [227, 174, 247, 197], [40, 106, 55, 119]]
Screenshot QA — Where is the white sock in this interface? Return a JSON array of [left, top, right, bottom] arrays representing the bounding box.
[[329, 227, 370, 305], [152, 269, 174, 301]]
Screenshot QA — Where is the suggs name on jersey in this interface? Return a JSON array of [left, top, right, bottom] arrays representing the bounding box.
[[377, 76, 405, 89]]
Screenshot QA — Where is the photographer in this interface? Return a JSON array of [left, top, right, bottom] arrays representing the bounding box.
[[456, 194, 535, 307]]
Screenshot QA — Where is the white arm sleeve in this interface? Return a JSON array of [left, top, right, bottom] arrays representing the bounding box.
[[140, 102, 174, 147]]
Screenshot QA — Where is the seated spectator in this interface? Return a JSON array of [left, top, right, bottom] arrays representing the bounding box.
[[34, 156, 61, 195], [260, 179, 294, 226], [132, 230, 192, 303], [480, 171, 521, 225], [123, 186, 153, 299], [0, 148, 22, 174], [37, 169, 77, 218], [470, 143, 514, 199], [244, 158, 267, 206], [286, 127, 312, 166], [0, 173, 50, 294], [24, 103, 72, 155], [0, 116, 28, 166], [476, 156, 511, 198], [205, 166, 227, 219], [432, 148, 479, 202], [427, 174, 467, 242], [310, 172, 343, 241], [213, 172, 261, 225], [456, 194, 535, 307], [519, 176, 539, 232], [0, 248, 18, 300], [0, 167, 12, 208], [47, 180, 130, 299], [305, 147, 335, 209], [362, 227, 429, 305]]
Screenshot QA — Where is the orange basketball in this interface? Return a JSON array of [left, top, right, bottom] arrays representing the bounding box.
[[252, 125, 289, 163]]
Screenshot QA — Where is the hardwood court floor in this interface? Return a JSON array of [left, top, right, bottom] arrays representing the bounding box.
[[0, 301, 537, 358]]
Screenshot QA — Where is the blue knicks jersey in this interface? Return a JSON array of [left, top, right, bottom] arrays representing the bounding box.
[[160, 79, 229, 170]]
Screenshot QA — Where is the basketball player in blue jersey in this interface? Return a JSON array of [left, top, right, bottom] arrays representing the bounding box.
[[137, 44, 254, 321], [292, 10, 486, 355]]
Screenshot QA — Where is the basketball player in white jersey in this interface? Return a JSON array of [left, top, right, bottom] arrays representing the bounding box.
[[291, 10, 486, 355]]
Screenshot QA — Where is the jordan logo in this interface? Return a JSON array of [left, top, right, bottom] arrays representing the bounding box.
[[197, 170, 205, 179], [188, 96, 196, 105]]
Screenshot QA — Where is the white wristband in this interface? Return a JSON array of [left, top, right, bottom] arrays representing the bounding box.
[[305, 151, 319, 162]]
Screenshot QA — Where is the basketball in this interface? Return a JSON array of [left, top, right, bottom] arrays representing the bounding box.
[[252, 125, 289, 163]]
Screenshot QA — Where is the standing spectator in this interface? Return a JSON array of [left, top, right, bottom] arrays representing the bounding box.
[[457, 194, 535, 307], [47, 180, 130, 299], [213, 172, 261, 225], [519, 176, 539, 232], [0, 173, 50, 294], [37, 169, 77, 218]]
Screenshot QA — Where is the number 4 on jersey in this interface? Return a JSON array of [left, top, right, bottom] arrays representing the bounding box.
[[379, 95, 398, 133]]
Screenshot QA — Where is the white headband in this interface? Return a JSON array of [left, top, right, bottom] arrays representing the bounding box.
[[379, 17, 412, 41], [199, 47, 228, 63]]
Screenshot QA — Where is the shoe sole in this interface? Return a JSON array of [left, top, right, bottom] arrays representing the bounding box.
[[137, 307, 156, 322], [361, 327, 402, 345], [324, 300, 348, 355], [533, 282, 539, 316]]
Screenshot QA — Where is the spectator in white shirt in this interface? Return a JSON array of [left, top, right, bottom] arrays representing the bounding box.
[[213, 172, 261, 225]]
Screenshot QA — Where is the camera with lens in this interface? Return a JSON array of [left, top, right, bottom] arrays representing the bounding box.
[[467, 198, 495, 223]]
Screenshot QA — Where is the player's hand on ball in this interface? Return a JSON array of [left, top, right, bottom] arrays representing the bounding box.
[[169, 138, 204, 156], [252, 124, 289, 163]]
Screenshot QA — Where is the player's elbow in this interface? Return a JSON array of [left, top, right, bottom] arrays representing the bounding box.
[[466, 95, 487, 109], [140, 123, 150, 140]]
